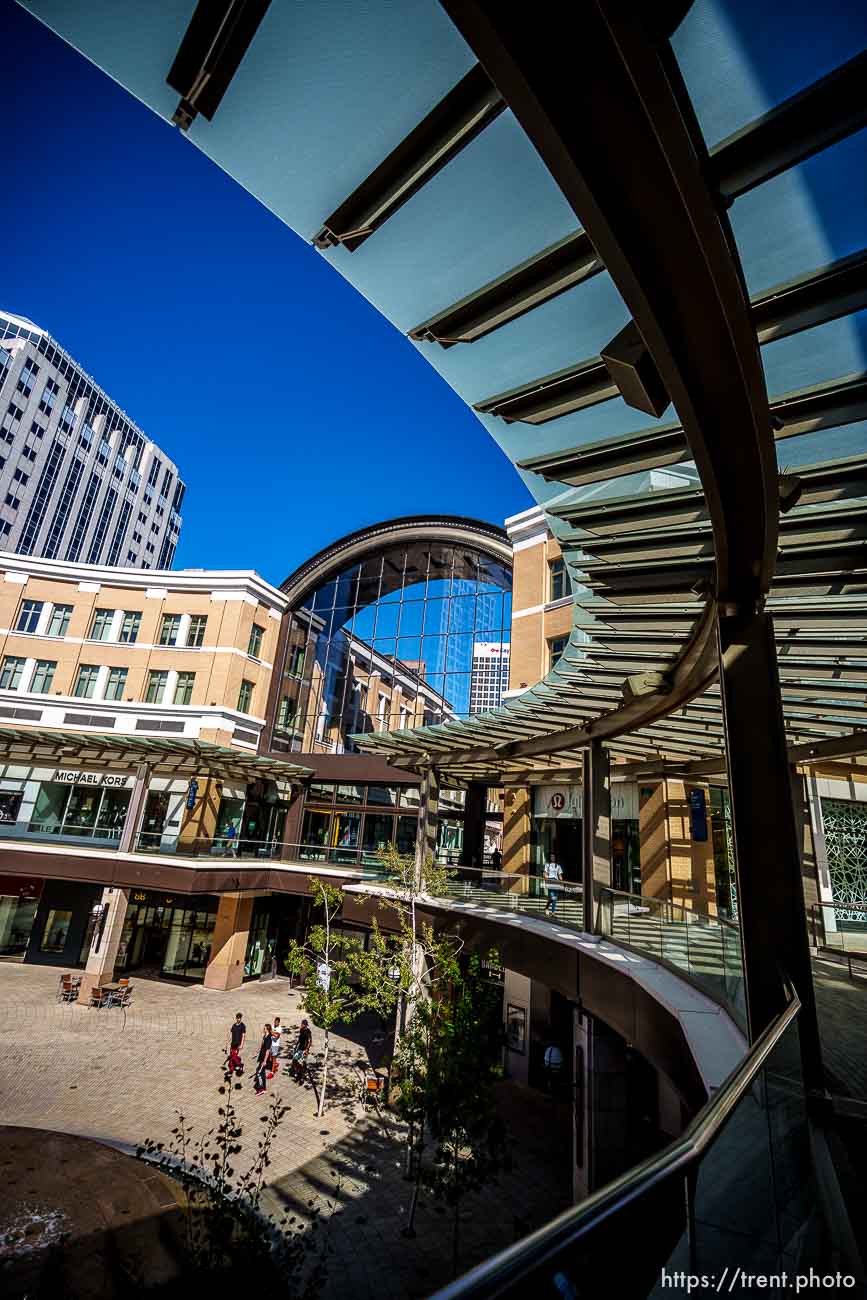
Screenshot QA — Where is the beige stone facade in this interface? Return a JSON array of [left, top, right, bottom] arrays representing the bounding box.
[[0, 553, 284, 749]]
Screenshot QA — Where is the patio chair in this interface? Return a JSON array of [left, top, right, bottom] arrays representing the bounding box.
[[87, 986, 109, 1009]]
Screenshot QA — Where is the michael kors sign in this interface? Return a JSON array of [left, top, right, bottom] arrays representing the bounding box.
[[54, 771, 132, 788]]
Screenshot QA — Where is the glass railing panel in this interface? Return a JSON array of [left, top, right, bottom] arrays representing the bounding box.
[[679, 1015, 819, 1281]]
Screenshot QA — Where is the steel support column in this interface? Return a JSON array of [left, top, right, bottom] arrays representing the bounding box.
[[582, 741, 611, 934], [414, 766, 440, 890], [459, 781, 487, 869], [718, 611, 823, 1091]]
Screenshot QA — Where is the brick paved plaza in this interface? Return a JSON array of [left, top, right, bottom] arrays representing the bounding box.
[[0, 962, 571, 1298]]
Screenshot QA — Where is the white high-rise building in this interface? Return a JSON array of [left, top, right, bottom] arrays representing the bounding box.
[[469, 641, 510, 713], [0, 312, 184, 568]]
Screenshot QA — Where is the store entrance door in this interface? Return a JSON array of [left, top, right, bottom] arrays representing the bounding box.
[[125, 904, 171, 975]]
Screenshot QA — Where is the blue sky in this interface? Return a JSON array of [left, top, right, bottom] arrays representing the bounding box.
[[1, 0, 532, 585]]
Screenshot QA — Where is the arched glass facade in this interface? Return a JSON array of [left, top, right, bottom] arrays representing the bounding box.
[[274, 539, 511, 754]]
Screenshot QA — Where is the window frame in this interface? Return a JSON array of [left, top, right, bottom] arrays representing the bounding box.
[[15, 600, 44, 634], [237, 678, 254, 713], [118, 611, 142, 644], [46, 603, 73, 638], [0, 655, 26, 690], [30, 659, 57, 694], [247, 623, 264, 659], [73, 663, 100, 699], [104, 667, 128, 701], [145, 669, 169, 704], [174, 671, 195, 705], [88, 607, 116, 641], [186, 614, 207, 648], [158, 613, 181, 647]]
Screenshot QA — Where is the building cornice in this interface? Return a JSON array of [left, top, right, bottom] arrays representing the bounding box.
[[1, 553, 287, 612]]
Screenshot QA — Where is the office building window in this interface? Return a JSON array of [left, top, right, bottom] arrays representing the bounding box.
[[22, 445, 37, 462], [17, 360, 38, 395], [30, 659, 57, 694], [145, 670, 169, 704], [549, 637, 568, 668], [237, 679, 253, 713], [186, 614, 207, 647], [174, 671, 195, 705], [118, 611, 141, 644], [15, 600, 43, 633], [46, 604, 73, 638], [549, 557, 567, 602], [276, 696, 295, 730], [0, 656, 26, 689], [73, 664, 100, 698], [5, 495, 21, 510], [88, 607, 115, 641], [104, 667, 128, 701], [159, 614, 181, 646], [247, 623, 264, 659], [12, 468, 28, 486]]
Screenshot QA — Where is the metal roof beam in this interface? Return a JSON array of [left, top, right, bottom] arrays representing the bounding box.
[[519, 372, 867, 483], [313, 64, 504, 251], [409, 230, 602, 346], [711, 51, 867, 201]]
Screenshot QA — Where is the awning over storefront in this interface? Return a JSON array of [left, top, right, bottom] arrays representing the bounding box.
[[0, 725, 313, 786]]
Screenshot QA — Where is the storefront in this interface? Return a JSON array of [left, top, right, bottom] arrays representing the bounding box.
[[0, 873, 43, 956], [298, 782, 420, 863], [532, 782, 641, 892], [115, 891, 220, 979], [24, 879, 104, 969], [0, 765, 134, 847]]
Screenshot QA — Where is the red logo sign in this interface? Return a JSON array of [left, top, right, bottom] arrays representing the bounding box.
[[550, 792, 566, 812]]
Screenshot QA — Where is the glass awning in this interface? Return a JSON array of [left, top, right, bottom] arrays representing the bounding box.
[[17, 0, 867, 782], [0, 725, 313, 784]]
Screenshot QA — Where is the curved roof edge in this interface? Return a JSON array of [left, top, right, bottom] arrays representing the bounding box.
[[280, 513, 511, 608]]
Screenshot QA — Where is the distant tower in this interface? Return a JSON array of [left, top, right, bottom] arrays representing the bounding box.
[[469, 641, 511, 713], [0, 312, 185, 567]]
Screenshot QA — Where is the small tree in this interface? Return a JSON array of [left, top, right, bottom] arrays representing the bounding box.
[[285, 878, 362, 1117], [423, 949, 510, 1277], [137, 1067, 336, 1294]]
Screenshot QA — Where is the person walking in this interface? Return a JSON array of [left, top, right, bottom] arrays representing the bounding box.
[[269, 1016, 283, 1075], [291, 1019, 312, 1083], [254, 1023, 273, 1095], [542, 857, 564, 914], [226, 1011, 246, 1074], [491, 847, 502, 870]]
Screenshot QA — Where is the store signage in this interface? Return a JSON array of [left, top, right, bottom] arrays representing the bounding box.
[[131, 890, 176, 906], [534, 783, 639, 821], [689, 788, 709, 842], [54, 771, 132, 788]]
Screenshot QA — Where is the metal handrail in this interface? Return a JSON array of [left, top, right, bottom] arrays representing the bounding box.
[[601, 885, 742, 937], [431, 978, 801, 1300]]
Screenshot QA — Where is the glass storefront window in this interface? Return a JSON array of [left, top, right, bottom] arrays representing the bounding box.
[[140, 792, 170, 849], [367, 786, 398, 806], [336, 784, 365, 805], [244, 906, 272, 977], [63, 788, 103, 836], [307, 783, 335, 803], [332, 811, 360, 861], [0, 893, 39, 955], [216, 797, 245, 841], [95, 789, 131, 838], [398, 787, 420, 809], [0, 790, 24, 826], [40, 908, 72, 952], [301, 809, 330, 857], [29, 783, 68, 834], [395, 816, 417, 854], [363, 813, 394, 853]]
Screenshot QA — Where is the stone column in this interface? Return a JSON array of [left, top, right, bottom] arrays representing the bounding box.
[[203, 892, 255, 991], [77, 887, 130, 1003], [178, 775, 222, 854]]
